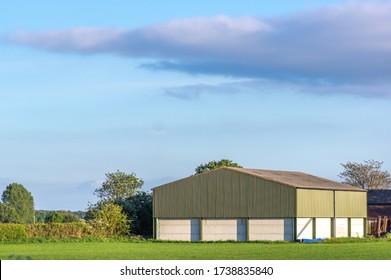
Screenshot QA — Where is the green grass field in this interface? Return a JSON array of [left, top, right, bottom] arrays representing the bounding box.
[[1, 238, 391, 260]]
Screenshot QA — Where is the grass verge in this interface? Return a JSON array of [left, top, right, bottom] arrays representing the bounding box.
[[0, 237, 390, 260]]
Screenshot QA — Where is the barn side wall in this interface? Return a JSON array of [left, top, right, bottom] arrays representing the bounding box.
[[296, 189, 367, 218], [296, 189, 334, 217], [336, 191, 367, 218], [153, 168, 296, 219]]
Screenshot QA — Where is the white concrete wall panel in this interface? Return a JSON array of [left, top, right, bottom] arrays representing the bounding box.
[[336, 218, 349, 237], [315, 218, 331, 238], [350, 218, 364, 237], [297, 218, 313, 239], [202, 219, 246, 241], [159, 219, 200, 241], [249, 219, 293, 241]]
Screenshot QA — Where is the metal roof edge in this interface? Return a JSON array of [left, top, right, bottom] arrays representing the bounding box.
[[152, 167, 227, 190], [152, 166, 366, 192], [224, 167, 299, 189], [222, 167, 366, 192]]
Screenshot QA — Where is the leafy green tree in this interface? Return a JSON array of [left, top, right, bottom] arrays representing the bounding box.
[[1, 183, 35, 223], [62, 212, 80, 223], [94, 170, 144, 204], [35, 210, 84, 223], [34, 210, 48, 223], [115, 191, 152, 236], [91, 203, 129, 237], [44, 211, 64, 223], [35, 210, 81, 223], [0, 203, 19, 223], [195, 159, 243, 174], [339, 160, 391, 190]]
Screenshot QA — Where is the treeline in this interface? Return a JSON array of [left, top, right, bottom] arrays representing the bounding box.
[[35, 210, 86, 223], [0, 160, 248, 239], [0, 172, 153, 239], [2, 158, 390, 241]]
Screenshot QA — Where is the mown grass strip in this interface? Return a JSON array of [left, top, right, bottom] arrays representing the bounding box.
[[1, 238, 391, 260]]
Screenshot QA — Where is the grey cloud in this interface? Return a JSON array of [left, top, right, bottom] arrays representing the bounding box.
[[6, 3, 391, 91], [165, 79, 391, 99]]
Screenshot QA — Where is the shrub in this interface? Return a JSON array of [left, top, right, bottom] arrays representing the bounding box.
[[91, 204, 130, 237], [26, 222, 94, 238], [0, 224, 28, 240]]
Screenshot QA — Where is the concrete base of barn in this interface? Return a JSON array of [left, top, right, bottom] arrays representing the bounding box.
[[154, 217, 366, 241]]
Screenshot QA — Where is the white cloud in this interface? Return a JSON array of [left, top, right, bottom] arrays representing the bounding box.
[[10, 28, 126, 53], [6, 2, 391, 94]]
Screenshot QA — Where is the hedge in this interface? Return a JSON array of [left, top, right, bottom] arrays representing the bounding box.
[[26, 222, 95, 238], [0, 218, 135, 240], [0, 222, 95, 240], [0, 224, 28, 240]]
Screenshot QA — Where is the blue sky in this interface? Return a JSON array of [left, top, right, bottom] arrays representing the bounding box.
[[1, 0, 390, 210]]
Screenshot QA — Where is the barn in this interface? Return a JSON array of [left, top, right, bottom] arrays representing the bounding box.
[[367, 190, 391, 219], [152, 167, 367, 241], [367, 190, 391, 235]]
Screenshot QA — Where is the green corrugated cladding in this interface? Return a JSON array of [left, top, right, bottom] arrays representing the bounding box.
[[296, 189, 334, 217], [153, 168, 367, 219], [296, 189, 367, 218], [336, 191, 367, 218], [153, 168, 296, 218]]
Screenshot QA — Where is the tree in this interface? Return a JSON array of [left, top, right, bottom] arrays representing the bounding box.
[[1, 183, 35, 223], [0, 203, 18, 223], [34, 210, 48, 223], [339, 160, 391, 190], [35, 210, 84, 223], [91, 203, 129, 237], [44, 211, 64, 223], [94, 170, 144, 204], [195, 159, 243, 174], [115, 191, 152, 236], [62, 212, 80, 223]]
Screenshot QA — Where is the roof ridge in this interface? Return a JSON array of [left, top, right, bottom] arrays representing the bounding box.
[[153, 166, 365, 192], [223, 167, 364, 192]]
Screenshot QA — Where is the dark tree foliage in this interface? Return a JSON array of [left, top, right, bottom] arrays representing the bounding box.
[[35, 210, 84, 223], [0, 203, 19, 223], [34, 210, 47, 223], [1, 183, 35, 223], [115, 191, 152, 236], [44, 211, 64, 223], [339, 160, 391, 190], [62, 212, 80, 223], [195, 159, 243, 174]]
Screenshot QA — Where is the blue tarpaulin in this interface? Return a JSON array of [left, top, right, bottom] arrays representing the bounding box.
[[299, 238, 325, 243]]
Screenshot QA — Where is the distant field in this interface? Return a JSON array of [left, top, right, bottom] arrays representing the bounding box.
[[1, 239, 391, 260]]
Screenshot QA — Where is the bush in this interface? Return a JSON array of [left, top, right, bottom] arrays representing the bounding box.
[[0, 224, 28, 240], [91, 204, 130, 237], [26, 222, 94, 238], [0, 218, 129, 241]]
